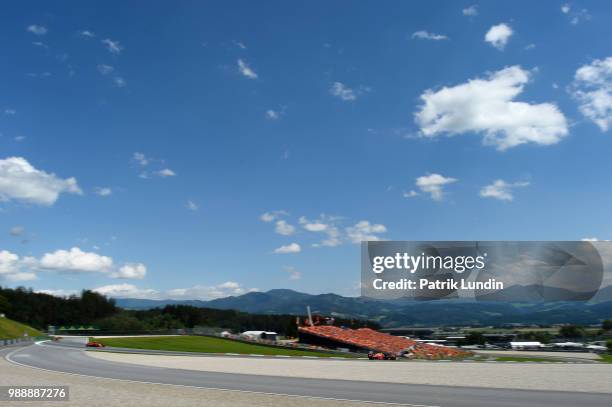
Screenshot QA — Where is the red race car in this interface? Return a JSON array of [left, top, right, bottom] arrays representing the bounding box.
[[86, 341, 105, 348], [368, 351, 397, 360]]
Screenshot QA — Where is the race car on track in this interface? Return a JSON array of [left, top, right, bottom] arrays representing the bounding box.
[[86, 341, 105, 348], [368, 351, 397, 360]]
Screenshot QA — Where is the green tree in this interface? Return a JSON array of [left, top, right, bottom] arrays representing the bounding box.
[[465, 331, 486, 345], [607, 340, 612, 352], [602, 320, 612, 331], [0, 294, 10, 314], [559, 325, 585, 338]]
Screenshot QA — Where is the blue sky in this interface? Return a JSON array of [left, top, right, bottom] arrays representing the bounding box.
[[1, 1, 612, 299]]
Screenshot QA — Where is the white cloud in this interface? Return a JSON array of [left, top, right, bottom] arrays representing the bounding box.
[[581, 237, 599, 242], [165, 282, 257, 300], [39, 247, 114, 273], [462, 5, 478, 16], [479, 179, 529, 201], [4, 109, 16, 115], [133, 152, 149, 166], [0, 157, 82, 206], [0, 250, 20, 275], [111, 263, 147, 279], [97, 64, 114, 75], [416, 173, 457, 201], [266, 110, 280, 120], [412, 31, 448, 41], [156, 168, 176, 177], [403, 190, 418, 198], [232, 40, 247, 50], [570, 57, 612, 132], [94, 187, 112, 196], [93, 283, 158, 299], [27, 25, 47, 35], [485, 23, 513, 50], [10, 226, 25, 236], [32, 41, 48, 49], [345, 221, 386, 243], [186, 200, 199, 211], [414, 66, 569, 150], [79, 30, 95, 38], [274, 243, 301, 254], [113, 77, 126, 88], [260, 210, 288, 222], [35, 289, 78, 297], [14, 136, 26, 142], [299, 216, 328, 232], [102, 38, 123, 55], [237, 59, 258, 79], [5, 272, 37, 282], [275, 220, 296, 236], [284, 266, 301, 280], [299, 215, 343, 247], [330, 82, 357, 101], [561, 6, 591, 25]]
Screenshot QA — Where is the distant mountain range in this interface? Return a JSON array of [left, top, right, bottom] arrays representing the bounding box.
[[115, 286, 612, 327]]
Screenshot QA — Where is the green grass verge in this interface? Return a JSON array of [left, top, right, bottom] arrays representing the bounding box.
[[598, 354, 612, 363], [94, 335, 356, 358], [0, 317, 42, 339], [495, 356, 558, 363]]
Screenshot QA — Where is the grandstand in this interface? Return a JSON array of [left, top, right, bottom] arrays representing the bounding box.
[[298, 325, 469, 359]]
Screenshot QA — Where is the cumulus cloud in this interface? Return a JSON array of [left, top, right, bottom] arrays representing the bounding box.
[[485, 23, 513, 50], [275, 220, 296, 236], [133, 152, 150, 166], [266, 110, 280, 120], [345, 221, 386, 243], [479, 179, 530, 201], [186, 200, 199, 211], [260, 210, 288, 222], [102, 38, 123, 55], [111, 263, 147, 279], [113, 77, 126, 88], [570, 57, 612, 132], [283, 266, 302, 280], [93, 284, 157, 299], [27, 25, 47, 35], [403, 190, 418, 198], [462, 5, 478, 16], [414, 66, 569, 150], [273, 243, 301, 254], [0, 247, 149, 281], [330, 82, 357, 101], [10, 226, 25, 236], [416, 173, 457, 201], [39, 247, 114, 273], [156, 168, 176, 177], [94, 187, 112, 196], [237, 59, 258, 79], [0, 250, 37, 282], [97, 64, 114, 75], [412, 31, 448, 41], [79, 30, 95, 38], [0, 157, 82, 206], [299, 215, 342, 247]]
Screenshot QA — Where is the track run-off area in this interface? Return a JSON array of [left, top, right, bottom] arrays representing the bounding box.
[[3, 341, 612, 407]]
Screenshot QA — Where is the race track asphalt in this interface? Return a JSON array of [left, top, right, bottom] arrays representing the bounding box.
[[4, 343, 611, 407]]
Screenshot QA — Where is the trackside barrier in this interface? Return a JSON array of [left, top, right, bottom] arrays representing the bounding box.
[[0, 337, 36, 348]]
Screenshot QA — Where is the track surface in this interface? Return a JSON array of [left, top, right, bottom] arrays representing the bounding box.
[[4, 343, 611, 407]]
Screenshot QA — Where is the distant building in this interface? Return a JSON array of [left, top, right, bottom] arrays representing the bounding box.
[[241, 331, 278, 341], [510, 341, 542, 350]]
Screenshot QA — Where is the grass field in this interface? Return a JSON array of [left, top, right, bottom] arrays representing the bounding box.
[[494, 356, 559, 363], [94, 335, 356, 358], [599, 354, 612, 363], [0, 317, 43, 339]]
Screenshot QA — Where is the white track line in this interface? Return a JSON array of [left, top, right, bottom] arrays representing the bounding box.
[[4, 344, 439, 407]]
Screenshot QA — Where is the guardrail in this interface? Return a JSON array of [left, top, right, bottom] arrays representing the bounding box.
[[0, 337, 35, 348]]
